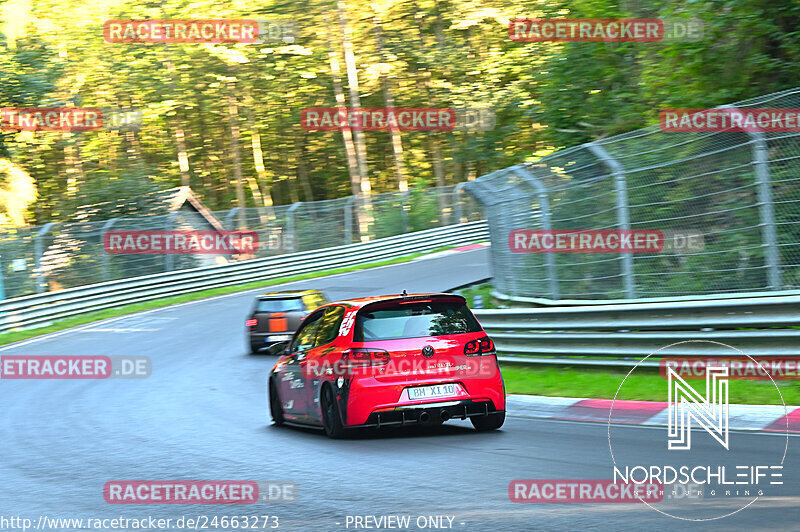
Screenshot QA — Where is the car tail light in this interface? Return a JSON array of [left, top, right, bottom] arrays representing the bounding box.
[[479, 337, 495, 353], [465, 336, 495, 356], [464, 340, 481, 355], [245, 318, 257, 327], [342, 348, 391, 367], [371, 350, 391, 365]]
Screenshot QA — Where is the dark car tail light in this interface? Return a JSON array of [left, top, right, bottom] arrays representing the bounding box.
[[342, 348, 391, 367], [245, 318, 257, 328], [465, 336, 495, 356], [479, 337, 495, 353], [464, 340, 481, 355], [371, 350, 391, 365]]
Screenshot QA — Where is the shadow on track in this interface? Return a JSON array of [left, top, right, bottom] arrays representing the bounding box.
[[265, 421, 505, 441]]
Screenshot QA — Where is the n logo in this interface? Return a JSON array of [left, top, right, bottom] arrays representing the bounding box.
[[667, 365, 729, 450]]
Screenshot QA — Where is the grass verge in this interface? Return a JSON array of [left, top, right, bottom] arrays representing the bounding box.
[[501, 364, 800, 406], [458, 282, 497, 309], [0, 246, 456, 348]]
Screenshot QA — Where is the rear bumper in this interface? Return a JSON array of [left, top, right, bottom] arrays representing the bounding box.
[[350, 399, 503, 428], [250, 333, 293, 345], [342, 369, 506, 426]]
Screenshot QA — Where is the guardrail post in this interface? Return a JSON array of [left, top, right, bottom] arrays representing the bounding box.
[[34, 222, 54, 294], [586, 142, 635, 299], [100, 218, 118, 282], [512, 166, 560, 300], [287, 202, 302, 252], [224, 208, 240, 230], [344, 197, 354, 245], [164, 212, 177, 272]]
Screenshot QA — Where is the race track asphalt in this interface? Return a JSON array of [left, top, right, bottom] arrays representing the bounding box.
[[1, 248, 797, 531]]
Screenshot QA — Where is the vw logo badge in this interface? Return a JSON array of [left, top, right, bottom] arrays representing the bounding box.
[[422, 345, 434, 358]]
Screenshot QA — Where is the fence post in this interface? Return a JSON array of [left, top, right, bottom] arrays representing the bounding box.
[[34, 222, 54, 294], [749, 131, 781, 289], [714, 106, 781, 290], [454, 182, 466, 223], [437, 187, 449, 227], [286, 202, 302, 253], [586, 142, 635, 299], [463, 173, 509, 295], [512, 166, 560, 300], [344, 197, 354, 245], [100, 218, 118, 282]]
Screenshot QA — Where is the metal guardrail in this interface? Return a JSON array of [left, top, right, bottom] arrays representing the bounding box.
[[0, 221, 488, 334], [473, 294, 800, 367], [490, 288, 800, 307], [1, 184, 485, 300]]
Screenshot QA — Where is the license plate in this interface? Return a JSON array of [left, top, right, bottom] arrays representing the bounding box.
[[266, 335, 292, 343], [407, 384, 457, 401]]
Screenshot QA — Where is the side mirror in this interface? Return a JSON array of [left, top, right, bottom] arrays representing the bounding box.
[[268, 341, 290, 356]]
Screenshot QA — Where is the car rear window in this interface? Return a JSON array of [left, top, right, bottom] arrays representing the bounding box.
[[354, 300, 481, 341], [255, 298, 305, 313]]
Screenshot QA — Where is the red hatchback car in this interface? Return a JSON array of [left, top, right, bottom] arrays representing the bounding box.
[[268, 293, 505, 438]]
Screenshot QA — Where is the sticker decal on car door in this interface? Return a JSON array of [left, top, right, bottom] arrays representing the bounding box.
[[339, 310, 358, 337]]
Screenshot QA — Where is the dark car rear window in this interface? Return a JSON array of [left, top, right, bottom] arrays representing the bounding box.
[[255, 298, 305, 313], [354, 300, 481, 341]]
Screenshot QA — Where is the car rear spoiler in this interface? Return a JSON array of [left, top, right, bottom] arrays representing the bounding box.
[[360, 293, 467, 311]]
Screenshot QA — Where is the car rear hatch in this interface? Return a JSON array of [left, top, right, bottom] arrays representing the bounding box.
[[251, 297, 306, 336], [349, 295, 496, 385]]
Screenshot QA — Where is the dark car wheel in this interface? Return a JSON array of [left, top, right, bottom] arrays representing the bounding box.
[[269, 378, 285, 426], [250, 341, 262, 355], [471, 410, 505, 431], [321, 385, 346, 439]]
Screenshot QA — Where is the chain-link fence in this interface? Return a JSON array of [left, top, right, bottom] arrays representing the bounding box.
[[0, 184, 483, 299], [465, 88, 800, 301]]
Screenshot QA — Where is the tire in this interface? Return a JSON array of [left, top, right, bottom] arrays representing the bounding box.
[[321, 385, 346, 439], [250, 341, 261, 355], [471, 410, 505, 431], [269, 377, 285, 426]]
